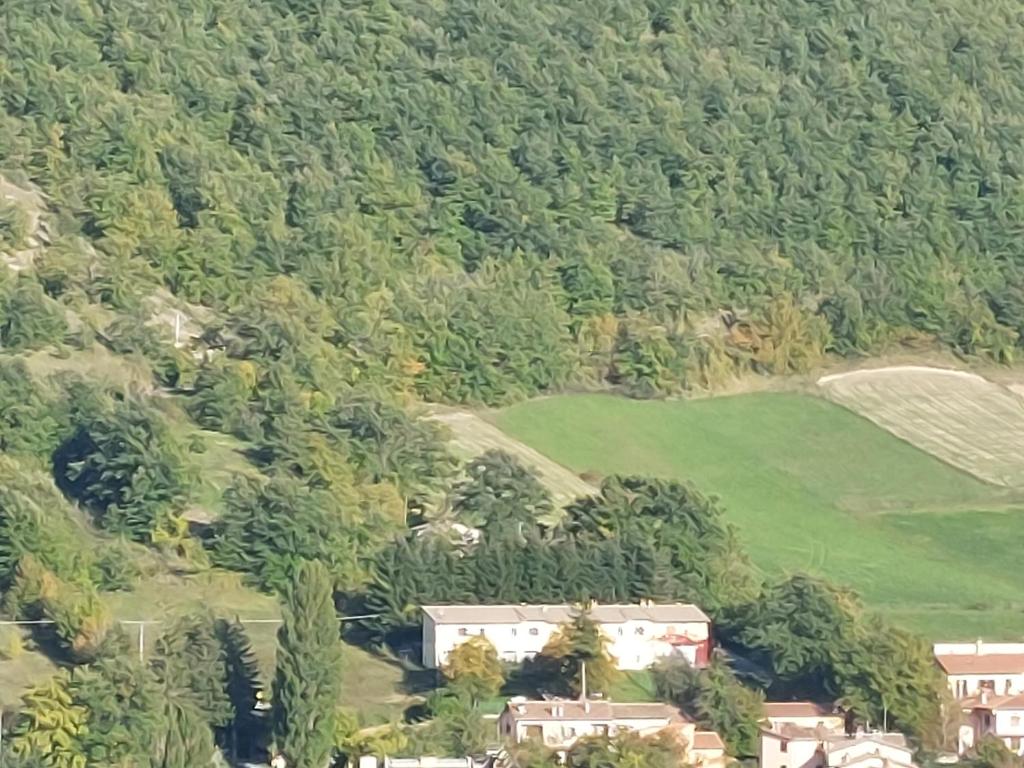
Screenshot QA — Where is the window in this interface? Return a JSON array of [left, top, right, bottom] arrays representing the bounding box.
[[458, 627, 468, 636], [1012, 716, 1022, 728], [635, 627, 645, 636], [479, 628, 486, 636], [511, 628, 517, 637], [529, 628, 539, 636], [781, 741, 788, 754], [617, 627, 624, 636]]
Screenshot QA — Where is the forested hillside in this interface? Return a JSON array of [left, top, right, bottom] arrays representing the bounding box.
[[0, 0, 1021, 763], [5, 0, 1024, 402]]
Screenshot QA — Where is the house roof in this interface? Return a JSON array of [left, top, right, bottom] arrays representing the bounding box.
[[963, 693, 1024, 712], [692, 731, 726, 751], [826, 733, 909, 751], [835, 756, 916, 768], [935, 653, 1024, 675], [422, 603, 710, 625], [763, 701, 837, 719], [502, 699, 684, 723]]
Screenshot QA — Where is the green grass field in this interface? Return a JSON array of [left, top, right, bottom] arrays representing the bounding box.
[[494, 393, 1024, 639]]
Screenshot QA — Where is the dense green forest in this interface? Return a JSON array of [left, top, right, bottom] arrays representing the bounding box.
[[5, 0, 1024, 402], [3, 0, 1024, 764]]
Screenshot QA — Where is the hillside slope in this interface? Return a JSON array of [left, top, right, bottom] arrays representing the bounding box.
[[5, 0, 1024, 404]]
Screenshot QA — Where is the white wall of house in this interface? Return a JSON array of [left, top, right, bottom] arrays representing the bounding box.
[[759, 733, 822, 768], [967, 707, 1024, 756], [497, 712, 669, 750], [947, 674, 1024, 698], [425, 617, 708, 670], [826, 740, 913, 767], [604, 619, 708, 670]]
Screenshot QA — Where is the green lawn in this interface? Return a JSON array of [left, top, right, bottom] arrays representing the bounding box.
[[494, 393, 1024, 639]]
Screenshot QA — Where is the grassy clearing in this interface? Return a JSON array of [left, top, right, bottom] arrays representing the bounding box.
[[0, 628, 58, 709], [494, 393, 1024, 638], [608, 670, 658, 702], [22, 343, 153, 390], [7, 571, 411, 721]]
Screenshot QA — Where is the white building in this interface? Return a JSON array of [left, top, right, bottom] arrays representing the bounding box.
[[497, 697, 726, 768], [758, 701, 915, 768], [760, 729, 915, 768], [358, 759, 493, 768], [957, 692, 1024, 756], [422, 602, 711, 670], [934, 642, 1024, 698]]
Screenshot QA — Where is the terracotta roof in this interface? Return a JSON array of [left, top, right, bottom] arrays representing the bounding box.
[[935, 653, 1024, 675], [962, 693, 1024, 711], [763, 701, 836, 719], [835, 756, 915, 768], [502, 699, 683, 723], [423, 603, 710, 625], [826, 733, 909, 751], [692, 731, 726, 751]]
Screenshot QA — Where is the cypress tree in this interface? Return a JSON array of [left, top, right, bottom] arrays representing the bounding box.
[[272, 560, 344, 768]]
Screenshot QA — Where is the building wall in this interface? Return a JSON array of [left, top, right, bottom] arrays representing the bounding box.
[[947, 674, 1024, 698], [826, 740, 913, 767], [499, 714, 670, 750], [758, 734, 821, 768], [969, 709, 1024, 756], [422, 614, 437, 668], [426, 616, 709, 670]]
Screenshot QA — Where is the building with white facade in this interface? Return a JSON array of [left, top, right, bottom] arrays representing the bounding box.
[[957, 692, 1024, 756], [934, 641, 1024, 698], [498, 697, 726, 768], [421, 602, 711, 670], [760, 729, 915, 768], [358, 758, 493, 768], [758, 701, 915, 768]]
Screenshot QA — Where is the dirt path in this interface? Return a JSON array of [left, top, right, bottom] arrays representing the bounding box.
[[428, 408, 597, 507]]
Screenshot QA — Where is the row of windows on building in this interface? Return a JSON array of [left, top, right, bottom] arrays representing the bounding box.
[[456, 625, 655, 637]]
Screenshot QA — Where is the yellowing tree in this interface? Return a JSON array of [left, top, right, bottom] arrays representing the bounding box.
[[442, 635, 506, 702]]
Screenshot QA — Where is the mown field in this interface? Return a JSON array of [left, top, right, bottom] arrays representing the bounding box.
[[494, 393, 1024, 639]]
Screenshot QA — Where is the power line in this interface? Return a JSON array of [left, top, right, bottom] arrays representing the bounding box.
[[0, 613, 382, 662]]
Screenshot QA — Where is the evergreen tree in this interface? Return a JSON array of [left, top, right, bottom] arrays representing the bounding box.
[[452, 450, 553, 534], [54, 396, 195, 542], [272, 560, 345, 768]]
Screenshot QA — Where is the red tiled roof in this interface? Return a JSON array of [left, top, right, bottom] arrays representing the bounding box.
[[692, 731, 726, 751], [936, 654, 1024, 675], [962, 693, 1024, 711]]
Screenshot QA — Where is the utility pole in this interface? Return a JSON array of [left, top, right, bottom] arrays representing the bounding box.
[[581, 661, 589, 713]]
